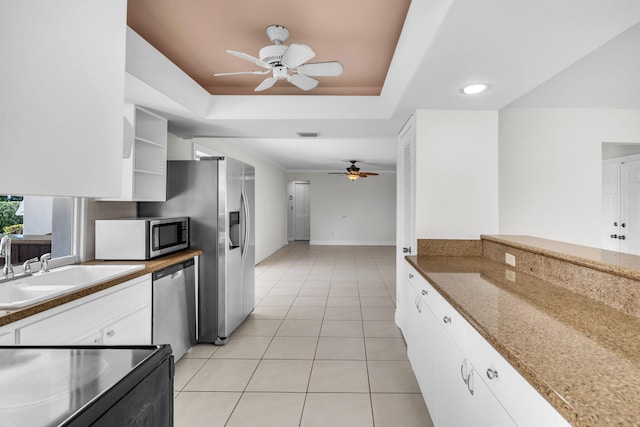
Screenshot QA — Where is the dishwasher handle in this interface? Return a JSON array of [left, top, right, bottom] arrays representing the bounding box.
[[153, 258, 194, 281]]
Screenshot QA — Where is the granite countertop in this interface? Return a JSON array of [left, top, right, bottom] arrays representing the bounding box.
[[0, 249, 202, 327], [483, 234, 640, 282], [407, 255, 640, 427]]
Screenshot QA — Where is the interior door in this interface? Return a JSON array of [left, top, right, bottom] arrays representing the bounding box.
[[602, 154, 640, 255], [293, 182, 311, 241], [620, 159, 640, 254], [396, 116, 416, 329], [601, 161, 620, 251]]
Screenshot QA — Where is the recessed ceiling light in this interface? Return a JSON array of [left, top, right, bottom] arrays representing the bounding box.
[[461, 83, 488, 95]]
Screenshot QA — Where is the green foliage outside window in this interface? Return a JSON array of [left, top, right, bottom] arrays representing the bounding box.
[[0, 201, 23, 232]]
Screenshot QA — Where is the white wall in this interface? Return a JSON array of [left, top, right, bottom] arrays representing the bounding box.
[[414, 110, 499, 239], [499, 108, 640, 247], [286, 172, 396, 245], [0, 1, 126, 198], [176, 138, 288, 263]]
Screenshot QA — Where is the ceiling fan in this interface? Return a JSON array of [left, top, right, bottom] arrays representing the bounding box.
[[329, 161, 379, 181], [213, 25, 344, 92]]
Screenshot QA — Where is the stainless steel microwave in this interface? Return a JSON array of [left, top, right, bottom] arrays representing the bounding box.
[[95, 217, 189, 260]]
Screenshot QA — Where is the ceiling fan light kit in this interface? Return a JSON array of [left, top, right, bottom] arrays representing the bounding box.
[[214, 25, 344, 92], [329, 161, 380, 181]]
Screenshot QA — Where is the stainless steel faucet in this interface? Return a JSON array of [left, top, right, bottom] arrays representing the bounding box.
[[22, 257, 39, 274], [40, 253, 51, 273], [0, 235, 14, 279]]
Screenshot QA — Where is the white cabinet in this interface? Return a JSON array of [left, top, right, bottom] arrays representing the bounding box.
[[0, 325, 15, 345], [403, 262, 569, 427], [17, 274, 151, 345], [102, 306, 150, 345], [104, 105, 167, 201], [0, 1, 127, 198]]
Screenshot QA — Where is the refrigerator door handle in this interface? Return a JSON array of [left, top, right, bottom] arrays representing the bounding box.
[[241, 189, 250, 258]]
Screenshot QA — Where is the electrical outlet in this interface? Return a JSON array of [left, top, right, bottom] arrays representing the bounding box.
[[505, 253, 516, 267], [505, 270, 516, 282]]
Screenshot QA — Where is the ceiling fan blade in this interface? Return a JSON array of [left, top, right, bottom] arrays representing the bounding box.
[[214, 70, 271, 77], [226, 50, 270, 68], [360, 172, 379, 176], [287, 74, 318, 91], [282, 43, 315, 68], [297, 61, 344, 77], [255, 77, 278, 91]]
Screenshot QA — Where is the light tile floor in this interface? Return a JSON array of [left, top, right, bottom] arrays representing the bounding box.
[[174, 242, 434, 427]]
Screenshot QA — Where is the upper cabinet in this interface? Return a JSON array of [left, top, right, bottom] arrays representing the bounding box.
[[105, 105, 167, 201], [0, 1, 128, 198]]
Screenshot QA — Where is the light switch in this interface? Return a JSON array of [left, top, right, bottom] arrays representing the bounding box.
[[505, 253, 516, 267]]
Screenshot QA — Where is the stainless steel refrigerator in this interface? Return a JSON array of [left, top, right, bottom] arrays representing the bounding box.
[[139, 157, 255, 345]]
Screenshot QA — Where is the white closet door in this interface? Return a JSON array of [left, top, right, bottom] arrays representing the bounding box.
[[602, 154, 640, 255], [620, 159, 640, 255], [396, 116, 416, 330], [294, 182, 311, 241], [602, 162, 620, 251], [398, 117, 416, 256]]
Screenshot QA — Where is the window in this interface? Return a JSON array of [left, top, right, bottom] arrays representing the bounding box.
[[0, 195, 76, 266]]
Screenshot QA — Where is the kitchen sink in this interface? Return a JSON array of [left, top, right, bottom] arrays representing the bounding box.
[[0, 284, 77, 310], [0, 264, 145, 309]]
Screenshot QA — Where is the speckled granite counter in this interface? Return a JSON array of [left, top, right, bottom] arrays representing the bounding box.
[[0, 249, 202, 327], [406, 254, 640, 426]]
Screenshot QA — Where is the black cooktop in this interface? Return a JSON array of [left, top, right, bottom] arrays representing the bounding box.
[[0, 345, 171, 427]]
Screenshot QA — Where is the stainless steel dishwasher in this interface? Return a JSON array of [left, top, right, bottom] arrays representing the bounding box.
[[152, 259, 196, 361]]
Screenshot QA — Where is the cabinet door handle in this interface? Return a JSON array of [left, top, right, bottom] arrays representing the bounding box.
[[106, 330, 115, 337], [486, 368, 499, 380], [416, 295, 422, 313], [443, 316, 451, 324], [460, 359, 469, 385], [408, 273, 414, 279], [421, 289, 428, 296], [467, 369, 475, 396]]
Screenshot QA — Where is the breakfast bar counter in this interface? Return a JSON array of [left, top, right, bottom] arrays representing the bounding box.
[[407, 242, 640, 426]]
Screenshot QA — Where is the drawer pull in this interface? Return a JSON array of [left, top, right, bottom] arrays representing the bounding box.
[[443, 316, 451, 324], [421, 289, 428, 296], [106, 330, 115, 337], [467, 369, 475, 396], [486, 368, 499, 380], [460, 359, 469, 385], [408, 273, 414, 279]]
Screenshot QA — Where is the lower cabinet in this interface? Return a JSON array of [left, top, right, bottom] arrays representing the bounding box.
[[406, 271, 516, 427], [403, 263, 569, 427], [0, 326, 15, 344], [16, 274, 152, 345]]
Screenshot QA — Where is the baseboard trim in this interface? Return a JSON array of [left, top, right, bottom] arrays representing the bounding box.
[[309, 240, 395, 246]]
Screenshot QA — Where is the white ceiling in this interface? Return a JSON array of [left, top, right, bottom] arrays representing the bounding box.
[[125, 0, 640, 172]]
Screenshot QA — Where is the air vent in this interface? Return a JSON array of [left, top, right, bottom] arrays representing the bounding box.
[[297, 132, 319, 138]]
